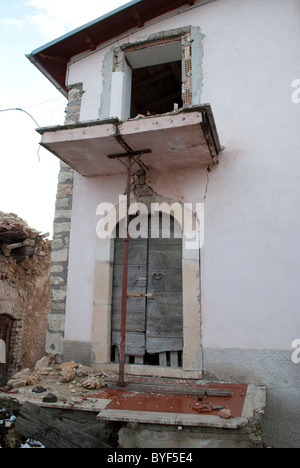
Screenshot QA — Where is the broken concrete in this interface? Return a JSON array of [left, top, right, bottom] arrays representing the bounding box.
[[0, 355, 266, 448]]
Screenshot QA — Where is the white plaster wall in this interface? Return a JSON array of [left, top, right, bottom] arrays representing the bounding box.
[[67, 49, 105, 122], [198, 0, 300, 349], [64, 173, 126, 342], [64, 168, 207, 343], [65, 0, 300, 351]]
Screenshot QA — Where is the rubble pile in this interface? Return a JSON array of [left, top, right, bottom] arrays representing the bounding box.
[[0, 408, 45, 449], [0, 355, 115, 448], [0, 408, 21, 448], [0, 212, 49, 259], [0, 212, 51, 283], [0, 354, 110, 405]]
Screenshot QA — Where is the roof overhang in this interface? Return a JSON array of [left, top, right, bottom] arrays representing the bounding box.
[[26, 0, 217, 96], [37, 106, 221, 176]]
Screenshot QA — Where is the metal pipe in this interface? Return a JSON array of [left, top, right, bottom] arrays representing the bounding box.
[[118, 156, 131, 387]]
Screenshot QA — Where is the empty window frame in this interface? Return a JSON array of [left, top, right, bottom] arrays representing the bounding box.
[[110, 30, 193, 121]]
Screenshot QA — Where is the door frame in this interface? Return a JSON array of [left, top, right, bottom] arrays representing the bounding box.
[[92, 193, 202, 379], [111, 214, 184, 367], [0, 314, 13, 384]]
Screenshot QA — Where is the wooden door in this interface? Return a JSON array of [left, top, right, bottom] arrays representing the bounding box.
[[111, 238, 148, 363], [111, 215, 183, 367]]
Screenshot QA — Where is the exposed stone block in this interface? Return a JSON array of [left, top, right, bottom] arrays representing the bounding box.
[[46, 332, 64, 357], [51, 249, 68, 263], [53, 223, 71, 234], [47, 314, 65, 333]]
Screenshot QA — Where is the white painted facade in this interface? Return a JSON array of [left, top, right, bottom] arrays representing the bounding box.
[[40, 0, 300, 447], [65, 0, 300, 351]]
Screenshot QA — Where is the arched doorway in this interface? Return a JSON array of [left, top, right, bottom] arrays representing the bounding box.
[[111, 214, 183, 367], [0, 315, 13, 386]]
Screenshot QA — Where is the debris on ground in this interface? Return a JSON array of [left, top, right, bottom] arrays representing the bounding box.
[[0, 406, 44, 448], [0, 354, 115, 448], [1, 354, 112, 404], [218, 408, 232, 419], [15, 401, 109, 448], [0, 352, 117, 428]]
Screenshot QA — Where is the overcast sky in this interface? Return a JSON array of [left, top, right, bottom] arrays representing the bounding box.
[[0, 0, 129, 235]]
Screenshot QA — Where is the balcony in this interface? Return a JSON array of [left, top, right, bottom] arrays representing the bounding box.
[[37, 106, 221, 176]]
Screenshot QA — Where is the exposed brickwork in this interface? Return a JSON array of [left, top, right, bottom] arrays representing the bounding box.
[[182, 33, 193, 107]]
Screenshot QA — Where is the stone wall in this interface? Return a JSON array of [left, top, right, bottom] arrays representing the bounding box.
[[46, 83, 83, 363], [0, 239, 51, 378]]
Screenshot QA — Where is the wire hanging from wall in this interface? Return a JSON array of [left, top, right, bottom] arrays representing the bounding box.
[[0, 107, 41, 161], [0, 107, 40, 127]]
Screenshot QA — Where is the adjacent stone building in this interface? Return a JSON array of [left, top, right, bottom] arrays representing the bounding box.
[[0, 213, 51, 384]]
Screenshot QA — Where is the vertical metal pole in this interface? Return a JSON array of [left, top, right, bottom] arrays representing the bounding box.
[[118, 156, 131, 387]]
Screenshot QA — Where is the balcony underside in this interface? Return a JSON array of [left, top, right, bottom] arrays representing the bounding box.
[[37, 106, 221, 176]]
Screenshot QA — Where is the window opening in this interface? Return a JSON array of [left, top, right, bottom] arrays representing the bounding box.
[[112, 31, 193, 120], [130, 60, 183, 117], [0, 315, 13, 386]]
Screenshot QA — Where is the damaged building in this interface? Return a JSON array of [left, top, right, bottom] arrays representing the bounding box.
[[23, 0, 300, 448], [0, 212, 51, 385]]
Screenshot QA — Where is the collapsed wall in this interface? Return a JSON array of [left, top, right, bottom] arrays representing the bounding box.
[[0, 212, 51, 381]]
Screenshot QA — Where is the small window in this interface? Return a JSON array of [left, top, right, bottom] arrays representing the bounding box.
[[125, 39, 185, 118], [110, 31, 193, 121], [130, 60, 183, 117]]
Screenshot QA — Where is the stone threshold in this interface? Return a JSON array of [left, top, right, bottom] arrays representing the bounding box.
[[0, 376, 266, 431]]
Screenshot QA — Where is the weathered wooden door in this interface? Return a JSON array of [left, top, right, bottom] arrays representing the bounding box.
[[0, 315, 13, 385], [111, 216, 183, 367]]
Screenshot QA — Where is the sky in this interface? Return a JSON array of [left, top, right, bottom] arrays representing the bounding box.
[[0, 0, 130, 236]]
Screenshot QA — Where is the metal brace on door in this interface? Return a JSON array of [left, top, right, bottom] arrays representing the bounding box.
[[127, 291, 155, 299]]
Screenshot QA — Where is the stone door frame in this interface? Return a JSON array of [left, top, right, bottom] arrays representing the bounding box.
[[92, 193, 202, 379]]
